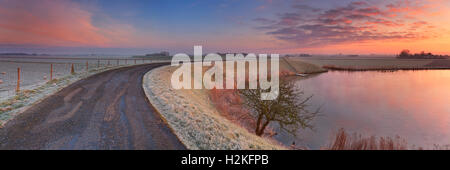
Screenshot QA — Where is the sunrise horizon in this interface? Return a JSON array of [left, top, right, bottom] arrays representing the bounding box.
[[1, 0, 450, 55]]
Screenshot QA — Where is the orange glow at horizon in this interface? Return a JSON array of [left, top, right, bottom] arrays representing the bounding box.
[[0, 0, 450, 55], [284, 35, 450, 55]]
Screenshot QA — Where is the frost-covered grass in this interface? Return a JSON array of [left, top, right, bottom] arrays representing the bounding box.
[[143, 66, 286, 150]]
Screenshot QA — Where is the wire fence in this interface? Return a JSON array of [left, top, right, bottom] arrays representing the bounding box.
[[0, 58, 163, 101]]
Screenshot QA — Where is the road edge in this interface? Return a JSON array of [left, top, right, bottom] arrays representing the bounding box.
[[141, 63, 188, 150]]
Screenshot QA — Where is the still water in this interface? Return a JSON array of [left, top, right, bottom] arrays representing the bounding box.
[[275, 70, 450, 149]]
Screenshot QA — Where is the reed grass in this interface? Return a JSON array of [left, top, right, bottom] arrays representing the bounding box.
[[326, 128, 408, 150]]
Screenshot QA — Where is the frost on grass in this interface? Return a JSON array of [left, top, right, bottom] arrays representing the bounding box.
[[143, 66, 285, 150]]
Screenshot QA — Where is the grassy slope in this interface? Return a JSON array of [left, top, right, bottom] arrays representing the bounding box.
[[143, 66, 286, 150], [142, 59, 329, 149]]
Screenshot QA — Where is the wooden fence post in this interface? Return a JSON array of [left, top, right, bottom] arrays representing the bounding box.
[[86, 61, 89, 71], [16, 67, 20, 93], [71, 64, 75, 74], [97, 60, 100, 68], [50, 64, 53, 81]]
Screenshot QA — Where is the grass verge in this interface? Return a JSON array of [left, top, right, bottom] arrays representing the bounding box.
[[143, 65, 286, 150]]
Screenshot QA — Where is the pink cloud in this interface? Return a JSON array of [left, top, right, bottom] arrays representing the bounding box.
[[255, 0, 442, 48], [0, 0, 134, 47]]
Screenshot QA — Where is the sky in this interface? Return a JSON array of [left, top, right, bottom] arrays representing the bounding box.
[[1, 0, 450, 55]]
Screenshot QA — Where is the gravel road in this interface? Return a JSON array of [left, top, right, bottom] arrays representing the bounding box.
[[0, 63, 186, 150]]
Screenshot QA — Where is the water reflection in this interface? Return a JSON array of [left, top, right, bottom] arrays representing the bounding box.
[[275, 70, 450, 149]]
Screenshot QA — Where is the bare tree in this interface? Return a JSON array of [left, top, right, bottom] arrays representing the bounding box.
[[239, 79, 319, 136]]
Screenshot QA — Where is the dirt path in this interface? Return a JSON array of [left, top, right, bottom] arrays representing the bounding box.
[[0, 63, 186, 150]]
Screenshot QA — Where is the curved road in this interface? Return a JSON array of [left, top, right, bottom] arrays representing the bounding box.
[[0, 63, 186, 150]]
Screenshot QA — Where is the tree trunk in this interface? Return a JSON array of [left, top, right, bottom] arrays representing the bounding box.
[[256, 120, 271, 136], [256, 129, 263, 136], [255, 114, 263, 135]]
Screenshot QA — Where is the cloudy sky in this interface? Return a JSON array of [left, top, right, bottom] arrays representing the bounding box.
[[1, 0, 450, 55]]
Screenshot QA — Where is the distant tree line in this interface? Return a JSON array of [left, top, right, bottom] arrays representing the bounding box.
[[397, 50, 449, 59], [145, 51, 170, 57], [284, 54, 312, 57], [133, 51, 170, 58]]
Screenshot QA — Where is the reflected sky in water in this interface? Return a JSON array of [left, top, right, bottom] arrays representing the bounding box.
[[275, 70, 450, 149]]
